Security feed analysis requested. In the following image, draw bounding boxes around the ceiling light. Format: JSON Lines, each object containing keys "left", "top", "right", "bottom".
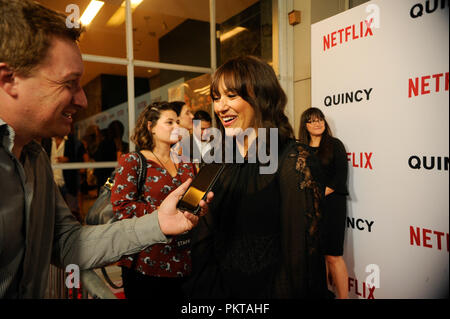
{"left": 194, "top": 85, "right": 210, "bottom": 95}
{"left": 129, "top": 0, "right": 144, "bottom": 9}
{"left": 106, "top": 0, "right": 143, "bottom": 27}
{"left": 80, "top": 0, "right": 104, "bottom": 26}
{"left": 219, "top": 27, "right": 247, "bottom": 42}
{"left": 106, "top": 7, "right": 125, "bottom": 27}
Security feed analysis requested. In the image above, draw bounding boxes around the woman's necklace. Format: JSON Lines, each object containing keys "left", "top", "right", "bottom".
{"left": 150, "top": 149, "right": 176, "bottom": 175}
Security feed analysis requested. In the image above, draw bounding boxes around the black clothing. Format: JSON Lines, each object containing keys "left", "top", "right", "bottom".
{"left": 312, "top": 137, "right": 348, "bottom": 196}
{"left": 121, "top": 267, "right": 187, "bottom": 300}
{"left": 184, "top": 139, "right": 328, "bottom": 298}
{"left": 311, "top": 137, "right": 348, "bottom": 256}
{"left": 322, "top": 193, "right": 347, "bottom": 256}
{"left": 93, "top": 137, "right": 117, "bottom": 187}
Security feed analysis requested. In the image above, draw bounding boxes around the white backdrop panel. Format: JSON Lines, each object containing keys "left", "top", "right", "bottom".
{"left": 311, "top": 0, "right": 448, "bottom": 298}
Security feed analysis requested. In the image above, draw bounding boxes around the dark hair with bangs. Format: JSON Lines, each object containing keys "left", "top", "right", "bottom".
{"left": 210, "top": 55, "right": 294, "bottom": 145}
{"left": 132, "top": 101, "right": 177, "bottom": 151}
{"left": 298, "top": 107, "right": 334, "bottom": 166}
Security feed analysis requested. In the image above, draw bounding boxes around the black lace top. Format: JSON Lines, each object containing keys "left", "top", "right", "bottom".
{"left": 184, "top": 139, "right": 327, "bottom": 298}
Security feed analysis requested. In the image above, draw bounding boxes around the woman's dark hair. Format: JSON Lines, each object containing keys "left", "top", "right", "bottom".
{"left": 210, "top": 55, "right": 294, "bottom": 145}
{"left": 170, "top": 101, "right": 185, "bottom": 117}
{"left": 298, "top": 107, "right": 334, "bottom": 166}
{"left": 131, "top": 101, "right": 177, "bottom": 151}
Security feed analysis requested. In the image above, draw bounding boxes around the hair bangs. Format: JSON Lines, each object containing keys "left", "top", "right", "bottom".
{"left": 305, "top": 108, "right": 325, "bottom": 122}
{"left": 210, "top": 60, "right": 249, "bottom": 99}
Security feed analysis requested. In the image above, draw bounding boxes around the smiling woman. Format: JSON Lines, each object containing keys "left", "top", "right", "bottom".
{"left": 210, "top": 56, "right": 293, "bottom": 147}
{"left": 298, "top": 107, "right": 350, "bottom": 299}
{"left": 184, "top": 56, "right": 328, "bottom": 299}
{"left": 213, "top": 82, "right": 256, "bottom": 134}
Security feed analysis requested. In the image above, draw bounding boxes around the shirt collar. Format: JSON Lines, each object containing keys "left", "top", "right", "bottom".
{"left": 0, "top": 116, "right": 42, "bottom": 158}
{"left": 0, "top": 117, "right": 16, "bottom": 154}
{"left": 52, "top": 135, "right": 68, "bottom": 141}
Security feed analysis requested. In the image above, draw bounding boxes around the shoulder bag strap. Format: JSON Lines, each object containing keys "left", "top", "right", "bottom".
{"left": 103, "top": 151, "right": 148, "bottom": 289}
{"left": 127, "top": 151, "right": 148, "bottom": 272}
{"left": 135, "top": 150, "right": 148, "bottom": 199}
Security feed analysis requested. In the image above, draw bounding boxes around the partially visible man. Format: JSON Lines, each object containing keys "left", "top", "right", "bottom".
{"left": 41, "top": 132, "right": 86, "bottom": 222}
{"left": 171, "top": 100, "right": 195, "bottom": 162}
{"left": 0, "top": 0, "right": 211, "bottom": 298}
{"left": 171, "top": 100, "right": 194, "bottom": 133}
{"left": 192, "top": 110, "right": 213, "bottom": 162}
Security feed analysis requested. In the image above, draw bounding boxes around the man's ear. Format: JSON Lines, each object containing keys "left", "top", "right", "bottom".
{"left": 0, "top": 63, "right": 18, "bottom": 97}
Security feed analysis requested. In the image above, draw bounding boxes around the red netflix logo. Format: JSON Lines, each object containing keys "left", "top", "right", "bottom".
{"left": 408, "top": 72, "right": 449, "bottom": 98}
{"left": 348, "top": 276, "right": 376, "bottom": 299}
{"left": 323, "top": 19, "right": 374, "bottom": 51}
{"left": 347, "top": 152, "right": 373, "bottom": 170}
{"left": 410, "top": 226, "right": 449, "bottom": 252}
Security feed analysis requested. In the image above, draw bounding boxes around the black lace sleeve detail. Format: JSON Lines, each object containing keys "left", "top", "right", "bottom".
{"left": 273, "top": 141, "right": 327, "bottom": 298}
{"left": 294, "top": 143, "right": 325, "bottom": 255}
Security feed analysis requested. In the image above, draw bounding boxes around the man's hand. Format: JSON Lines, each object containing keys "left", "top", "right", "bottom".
{"left": 157, "top": 178, "right": 213, "bottom": 235}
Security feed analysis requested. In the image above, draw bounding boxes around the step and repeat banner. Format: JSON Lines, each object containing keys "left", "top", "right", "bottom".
{"left": 311, "top": 0, "right": 448, "bottom": 298}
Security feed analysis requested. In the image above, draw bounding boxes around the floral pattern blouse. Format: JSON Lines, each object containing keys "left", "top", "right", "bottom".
{"left": 111, "top": 152, "right": 196, "bottom": 277}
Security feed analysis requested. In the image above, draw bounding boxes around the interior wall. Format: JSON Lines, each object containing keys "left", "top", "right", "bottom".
{"left": 292, "top": 0, "right": 311, "bottom": 138}
{"left": 291, "top": 0, "right": 348, "bottom": 137}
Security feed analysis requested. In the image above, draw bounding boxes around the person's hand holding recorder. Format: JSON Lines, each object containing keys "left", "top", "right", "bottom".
{"left": 157, "top": 178, "right": 213, "bottom": 235}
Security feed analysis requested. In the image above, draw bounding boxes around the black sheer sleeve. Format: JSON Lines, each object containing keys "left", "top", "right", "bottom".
{"left": 273, "top": 142, "right": 327, "bottom": 298}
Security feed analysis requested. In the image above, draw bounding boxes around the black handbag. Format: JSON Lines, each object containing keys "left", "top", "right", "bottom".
{"left": 85, "top": 151, "right": 147, "bottom": 289}
{"left": 85, "top": 151, "right": 147, "bottom": 225}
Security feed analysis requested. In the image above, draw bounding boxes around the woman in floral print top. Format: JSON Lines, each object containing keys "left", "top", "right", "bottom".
{"left": 111, "top": 102, "right": 196, "bottom": 299}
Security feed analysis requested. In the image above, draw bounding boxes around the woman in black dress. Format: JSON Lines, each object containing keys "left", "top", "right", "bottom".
{"left": 184, "top": 56, "right": 328, "bottom": 298}
{"left": 299, "top": 107, "right": 349, "bottom": 299}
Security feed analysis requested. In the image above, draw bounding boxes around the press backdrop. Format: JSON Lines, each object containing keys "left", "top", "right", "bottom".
{"left": 311, "top": 0, "right": 449, "bottom": 298}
